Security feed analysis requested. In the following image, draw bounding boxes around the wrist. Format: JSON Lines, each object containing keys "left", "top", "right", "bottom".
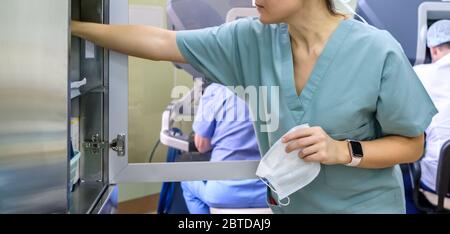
{"left": 71, "top": 21, "right": 83, "bottom": 37}
{"left": 337, "top": 140, "right": 352, "bottom": 165}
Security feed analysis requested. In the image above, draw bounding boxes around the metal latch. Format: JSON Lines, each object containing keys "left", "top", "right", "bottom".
{"left": 110, "top": 134, "right": 126, "bottom": 157}
{"left": 83, "top": 133, "right": 126, "bottom": 156}
{"left": 83, "top": 134, "right": 107, "bottom": 155}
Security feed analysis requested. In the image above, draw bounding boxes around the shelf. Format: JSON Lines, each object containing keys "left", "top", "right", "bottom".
{"left": 71, "top": 78, "right": 106, "bottom": 99}
{"left": 69, "top": 181, "right": 107, "bottom": 214}
{"left": 70, "top": 151, "right": 81, "bottom": 192}
{"left": 71, "top": 78, "right": 87, "bottom": 99}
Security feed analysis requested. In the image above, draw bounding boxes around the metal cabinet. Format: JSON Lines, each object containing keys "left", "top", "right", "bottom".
{"left": 69, "top": 0, "right": 119, "bottom": 214}
{"left": 0, "top": 0, "right": 259, "bottom": 214}
{"left": 0, "top": 0, "right": 70, "bottom": 214}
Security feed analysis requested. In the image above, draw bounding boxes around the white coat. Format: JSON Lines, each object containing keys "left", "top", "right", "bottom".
{"left": 414, "top": 53, "right": 450, "bottom": 190}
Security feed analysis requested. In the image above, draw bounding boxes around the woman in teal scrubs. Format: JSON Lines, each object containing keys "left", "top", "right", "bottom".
{"left": 72, "top": 0, "right": 437, "bottom": 213}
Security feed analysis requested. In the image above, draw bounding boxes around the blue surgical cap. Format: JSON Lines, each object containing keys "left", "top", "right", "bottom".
{"left": 427, "top": 20, "right": 450, "bottom": 48}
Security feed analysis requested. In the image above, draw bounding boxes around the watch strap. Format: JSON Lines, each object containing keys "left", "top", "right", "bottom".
{"left": 345, "top": 140, "right": 363, "bottom": 167}
{"left": 345, "top": 155, "right": 362, "bottom": 167}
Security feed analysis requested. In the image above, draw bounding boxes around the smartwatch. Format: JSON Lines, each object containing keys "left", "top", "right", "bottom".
{"left": 345, "top": 140, "right": 363, "bottom": 167}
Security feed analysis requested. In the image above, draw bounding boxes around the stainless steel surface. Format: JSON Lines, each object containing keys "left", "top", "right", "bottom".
{"left": 76, "top": 0, "right": 106, "bottom": 183}
{"left": 91, "top": 185, "right": 118, "bottom": 214}
{"left": 83, "top": 133, "right": 108, "bottom": 154}
{"left": 0, "top": 0, "right": 69, "bottom": 213}
{"left": 110, "top": 134, "right": 126, "bottom": 157}
{"left": 102, "top": 0, "right": 111, "bottom": 189}
{"left": 108, "top": 0, "right": 130, "bottom": 182}
{"left": 70, "top": 0, "right": 82, "bottom": 121}
{"left": 113, "top": 161, "right": 260, "bottom": 183}
{"left": 69, "top": 181, "right": 106, "bottom": 214}
{"left": 80, "top": 95, "right": 104, "bottom": 183}
{"left": 69, "top": 0, "right": 110, "bottom": 213}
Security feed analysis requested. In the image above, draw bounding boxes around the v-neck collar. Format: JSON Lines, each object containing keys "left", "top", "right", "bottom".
{"left": 279, "top": 18, "right": 355, "bottom": 124}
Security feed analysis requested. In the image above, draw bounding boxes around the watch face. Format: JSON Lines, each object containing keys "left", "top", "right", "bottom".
{"left": 350, "top": 141, "right": 363, "bottom": 157}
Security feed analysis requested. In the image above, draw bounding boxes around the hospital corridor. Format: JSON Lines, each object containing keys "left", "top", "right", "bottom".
{"left": 1, "top": 0, "right": 450, "bottom": 222}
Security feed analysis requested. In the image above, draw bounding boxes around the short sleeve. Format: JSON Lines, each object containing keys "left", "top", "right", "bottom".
{"left": 192, "top": 85, "right": 226, "bottom": 139}
{"left": 176, "top": 19, "right": 251, "bottom": 87}
{"left": 376, "top": 37, "right": 438, "bottom": 137}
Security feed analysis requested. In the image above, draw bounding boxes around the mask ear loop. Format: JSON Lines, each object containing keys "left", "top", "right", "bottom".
{"left": 278, "top": 197, "right": 290, "bottom": 207}
{"left": 259, "top": 177, "right": 291, "bottom": 207}
{"left": 339, "top": 0, "right": 368, "bottom": 25}
{"left": 259, "top": 177, "right": 278, "bottom": 194}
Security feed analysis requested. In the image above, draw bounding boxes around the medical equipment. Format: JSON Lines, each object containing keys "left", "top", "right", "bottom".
{"left": 159, "top": 78, "right": 205, "bottom": 152}
{"left": 356, "top": 0, "right": 450, "bottom": 65}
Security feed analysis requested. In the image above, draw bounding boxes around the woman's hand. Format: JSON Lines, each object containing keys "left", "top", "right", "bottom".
{"left": 282, "top": 126, "right": 351, "bottom": 165}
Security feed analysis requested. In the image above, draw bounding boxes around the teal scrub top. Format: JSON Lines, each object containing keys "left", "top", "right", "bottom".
{"left": 176, "top": 17, "right": 438, "bottom": 213}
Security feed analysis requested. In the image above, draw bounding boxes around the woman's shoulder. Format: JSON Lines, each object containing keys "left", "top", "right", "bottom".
{"left": 349, "top": 19, "right": 405, "bottom": 55}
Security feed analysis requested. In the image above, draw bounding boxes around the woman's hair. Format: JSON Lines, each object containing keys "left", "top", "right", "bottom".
{"left": 439, "top": 42, "right": 450, "bottom": 49}
{"left": 324, "top": 0, "right": 337, "bottom": 15}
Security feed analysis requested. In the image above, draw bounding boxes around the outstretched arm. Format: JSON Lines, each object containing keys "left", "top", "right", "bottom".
{"left": 71, "top": 21, "right": 186, "bottom": 63}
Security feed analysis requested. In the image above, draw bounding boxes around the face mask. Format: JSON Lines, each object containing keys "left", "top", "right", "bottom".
{"left": 256, "top": 124, "right": 321, "bottom": 206}
{"left": 338, "top": 0, "right": 368, "bottom": 25}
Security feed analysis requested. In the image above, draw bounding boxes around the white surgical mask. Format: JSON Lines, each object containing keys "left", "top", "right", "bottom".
{"left": 337, "top": 0, "right": 368, "bottom": 25}
{"left": 256, "top": 124, "right": 321, "bottom": 206}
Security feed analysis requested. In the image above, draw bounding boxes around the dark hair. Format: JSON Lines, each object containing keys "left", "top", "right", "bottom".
{"left": 439, "top": 42, "right": 450, "bottom": 49}
{"left": 325, "top": 0, "right": 337, "bottom": 15}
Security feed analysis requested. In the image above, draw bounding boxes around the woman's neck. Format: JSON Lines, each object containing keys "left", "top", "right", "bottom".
{"left": 286, "top": 4, "right": 345, "bottom": 55}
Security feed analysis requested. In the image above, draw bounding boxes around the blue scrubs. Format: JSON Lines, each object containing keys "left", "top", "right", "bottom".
{"left": 176, "top": 18, "right": 438, "bottom": 213}
{"left": 181, "top": 84, "right": 268, "bottom": 214}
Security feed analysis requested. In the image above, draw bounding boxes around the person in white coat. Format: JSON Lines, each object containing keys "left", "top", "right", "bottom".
{"left": 414, "top": 20, "right": 450, "bottom": 208}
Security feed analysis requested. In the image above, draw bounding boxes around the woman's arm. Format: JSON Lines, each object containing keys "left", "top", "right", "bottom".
{"left": 347, "top": 134, "right": 424, "bottom": 169}
{"left": 71, "top": 21, "right": 186, "bottom": 63}
{"left": 282, "top": 127, "right": 424, "bottom": 169}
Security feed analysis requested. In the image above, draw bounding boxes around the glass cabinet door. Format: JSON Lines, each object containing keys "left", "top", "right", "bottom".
{"left": 106, "top": 0, "right": 260, "bottom": 185}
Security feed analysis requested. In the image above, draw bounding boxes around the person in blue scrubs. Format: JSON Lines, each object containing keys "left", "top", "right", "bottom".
{"left": 181, "top": 83, "right": 268, "bottom": 214}
{"left": 72, "top": 0, "right": 438, "bottom": 213}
